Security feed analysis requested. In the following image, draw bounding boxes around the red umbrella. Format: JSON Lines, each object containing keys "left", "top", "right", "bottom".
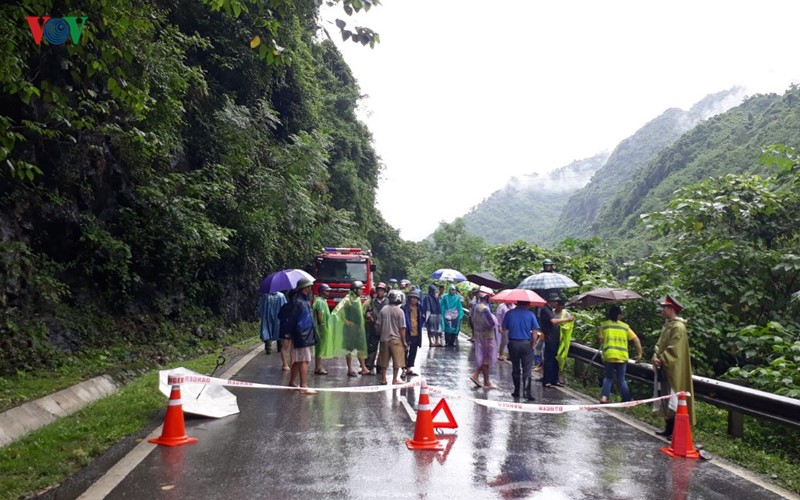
{"left": 489, "top": 288, "right": 546, "bottom": 306}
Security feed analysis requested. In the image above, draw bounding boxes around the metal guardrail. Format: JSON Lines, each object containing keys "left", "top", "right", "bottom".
{"left": 568, "top": 343, "right": 800, "bottom": 437}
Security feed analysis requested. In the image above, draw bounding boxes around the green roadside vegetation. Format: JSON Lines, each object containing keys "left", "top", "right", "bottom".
{"left": 564, "top": 358, "right": 800, "bottom": 495}
{"left": 0, "top": 319, "right": 258, "bottom": 413}
{"left": 0, "top": 334, "right": 260, "bottom": 500}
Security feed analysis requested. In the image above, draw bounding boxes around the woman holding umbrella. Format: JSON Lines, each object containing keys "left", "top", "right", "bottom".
{"left": 440, "top": 285, "right": 464, "bottom": 347}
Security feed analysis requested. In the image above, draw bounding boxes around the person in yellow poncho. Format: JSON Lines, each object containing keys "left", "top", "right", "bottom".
{"left": 555, "top": 300, "right": 575, "bottom": 385}
{"left": 653, "top": 295, "right": 695, "bottom": 438}
{"left": 329, "top": 281, "right": 370, "bottom": 377}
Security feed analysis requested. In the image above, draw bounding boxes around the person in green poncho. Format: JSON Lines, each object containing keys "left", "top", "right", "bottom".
{"left": 440, "top": 285, "right": 464, "bottom": 347}
{"left": 312, "top": 284, "right": 332, "bottom": 375}
{"left": 554, "top": 298, "right": 576, "bottom": 385}
{"left": 330, "top": 281, "right": 370, "bottom": 377}
{"left": 653, "top": 295, "right": 695, "bottom": 438}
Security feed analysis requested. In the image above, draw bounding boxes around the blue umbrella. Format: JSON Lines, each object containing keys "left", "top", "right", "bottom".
{"left": 430, "top": 268, "right": 467, "bottom": 282}
{"left": 259, "top": 269, "right": 314, "bottom": 294}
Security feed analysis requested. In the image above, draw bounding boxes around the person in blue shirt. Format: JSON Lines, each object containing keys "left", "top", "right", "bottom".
{"left": 501, "top": 300, "right": 541, "bottom": 401}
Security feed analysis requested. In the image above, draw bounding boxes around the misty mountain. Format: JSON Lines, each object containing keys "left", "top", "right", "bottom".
{"left": 459, "top": 87, "right": 747, "bottom": 246}
{"left": 594, "top": 85, "right": 800, "bottom": 239}
{"left": 554, "top": 87, "right": 747, "bottom": 241}
{"left": 461, "top": 154, "right": 609, "bottom": 245}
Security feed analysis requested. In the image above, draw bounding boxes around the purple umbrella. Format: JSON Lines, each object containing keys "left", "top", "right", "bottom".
{"left": 258, "top": 269, "right": 314, "bottom": 294}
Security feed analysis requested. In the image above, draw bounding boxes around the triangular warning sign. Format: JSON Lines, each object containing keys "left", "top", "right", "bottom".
{"left": 431, "top": 398, "right": 458, "bottom": 429}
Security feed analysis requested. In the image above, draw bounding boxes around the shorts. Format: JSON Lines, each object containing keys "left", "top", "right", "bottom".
{"left": 378, "top": 338, "right": 406, "bottom": 370}
{"left": 290, "top": 346, "right": 313, "bottom": 364}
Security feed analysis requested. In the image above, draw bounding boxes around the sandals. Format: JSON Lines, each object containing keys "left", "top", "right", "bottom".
{"left": 348, "top": 371, "right": 358, "bottom": 377}
{"left": 469, "top": 376, "right": 482, "bottom": 388}
{"left": 299, "top": 388, "right": 318, "bottom": 395}
{"left": 314, "top": 369, "right": 328, "bottom": 375}
{"left": 544, "top": 383, "right": 555, "bottom": 388}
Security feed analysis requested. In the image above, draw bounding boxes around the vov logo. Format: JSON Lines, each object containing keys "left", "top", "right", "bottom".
{"left": 26, "top": 16, "right": 88, "bottom": 45}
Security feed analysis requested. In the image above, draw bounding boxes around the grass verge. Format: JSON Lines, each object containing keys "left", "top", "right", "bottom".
{"left": 0, "top": 336, "right": 260, "bottom": 499}
{"left": 565, "top": 358, "right": 800, "bottom": 495}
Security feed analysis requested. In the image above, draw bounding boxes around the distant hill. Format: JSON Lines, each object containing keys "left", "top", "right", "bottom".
{"left": 594, "top": 85, "right": 800, "bottom": 239}
{"left": 461, "top": 153, "right": 609, "bottom": 245}
{"left": 555, "top": 87, "right": 747, "bottom": 241}
{"left": 458, "top": 87, "right": 747, "bottom": 246}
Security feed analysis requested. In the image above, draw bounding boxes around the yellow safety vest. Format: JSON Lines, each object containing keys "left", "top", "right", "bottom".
{"left": 600, "top": 320, "right": 633, "bottom": 363}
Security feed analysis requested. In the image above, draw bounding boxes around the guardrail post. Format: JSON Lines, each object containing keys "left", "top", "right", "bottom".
{"left": 574, "top": 358, "right": 586, "bottom": 378}
{"left": 727, "top": 410, "right": 744, "bottom": 438}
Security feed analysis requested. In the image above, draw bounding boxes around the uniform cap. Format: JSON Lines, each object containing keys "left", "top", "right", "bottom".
{"left": 659, "top": 294, "right": 684, "bottom": 314}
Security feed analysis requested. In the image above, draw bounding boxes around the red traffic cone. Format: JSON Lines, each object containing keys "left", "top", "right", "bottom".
{"left": 406, "top": 381, "right": 446, "bottom": 451}
{"left": 660, "top": 391, "right": 700, "bottom": 459}
{"left": 149, "top": 375, "right": 198, "bottom": 447}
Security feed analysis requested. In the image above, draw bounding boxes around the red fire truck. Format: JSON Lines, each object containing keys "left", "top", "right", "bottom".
{"left": 312, "top": 247, "right": 375, "bottom": 309}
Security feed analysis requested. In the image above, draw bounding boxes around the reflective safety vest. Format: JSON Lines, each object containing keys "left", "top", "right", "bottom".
{"left": 600, "top": 320, "right": 633, "bottom": 363}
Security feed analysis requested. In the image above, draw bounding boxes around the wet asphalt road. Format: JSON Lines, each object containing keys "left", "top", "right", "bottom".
{"left": 106, "top": 337, "right": 789, "bottom": 499}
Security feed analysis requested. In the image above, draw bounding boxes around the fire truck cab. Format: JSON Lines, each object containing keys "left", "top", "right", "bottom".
{"left": 312, "top": 248, "right": 375, "bottom": 309}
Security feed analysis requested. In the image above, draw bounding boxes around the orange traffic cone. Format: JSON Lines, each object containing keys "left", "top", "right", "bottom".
{"left": 660, "top": 391, "right": 700, "bottom": 459}
{"left": 406, "top": 380, "right": 446, "bottom": 451}
{"left": 149, "top": 375, "right": 198, "bottom": 447}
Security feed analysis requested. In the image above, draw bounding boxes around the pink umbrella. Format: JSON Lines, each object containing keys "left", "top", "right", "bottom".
{"left": 489, "top": 288, "right": 546, "bottom": 306}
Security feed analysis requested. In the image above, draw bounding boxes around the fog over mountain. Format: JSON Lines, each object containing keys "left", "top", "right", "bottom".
{"left": 459, "top": 87, "right": 748, "bottom": 246}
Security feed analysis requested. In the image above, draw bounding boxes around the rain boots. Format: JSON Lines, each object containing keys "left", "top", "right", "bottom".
{"left": 524, "top": 377, "right": 535, "bottom": 401}
{"left": 655, "top": 418, "right": 675, "bottom": 438}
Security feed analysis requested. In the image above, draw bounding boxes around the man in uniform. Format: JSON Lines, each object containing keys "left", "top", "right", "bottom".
{"left": 364, "top": 282, "right": 389, "bottom": 374}
{"left": 653, "top": 295, "right": 695, "bottom": 438}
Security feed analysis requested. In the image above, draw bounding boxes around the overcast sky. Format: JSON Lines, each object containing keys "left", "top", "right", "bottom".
{"left": 323, "top": 0, "right": 800, "bottom": 241}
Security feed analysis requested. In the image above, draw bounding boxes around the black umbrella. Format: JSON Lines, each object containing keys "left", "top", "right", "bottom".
{"left": 567, "top": 287, "right": 643, "bottom": 307}
{"left": 466, "top": 272, "right": 508, "bottom": 289}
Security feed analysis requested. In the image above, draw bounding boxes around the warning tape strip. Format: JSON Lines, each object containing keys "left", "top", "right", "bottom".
{"left": 167, "top": 374, "right": 423, "bottom": 393}
{"left": 167, "top": 373, "right": 688, "bottom": 414}
{"left": 427, "top": 385, "right": 690, "bottom": 414}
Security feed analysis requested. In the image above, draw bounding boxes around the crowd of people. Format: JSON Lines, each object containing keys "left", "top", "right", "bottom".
{"left": 257, "top": 262, "right": 694, "bottom": 439}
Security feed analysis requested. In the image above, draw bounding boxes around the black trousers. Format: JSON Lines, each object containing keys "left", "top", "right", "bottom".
{"left": 508, "top": 339, "right": 534, "bottom": 388}
{"left": 365, "top": 325, "right": 380, "bottom": 370}
{"left": 543, "top": 340, "right": 559, "bottom": 385}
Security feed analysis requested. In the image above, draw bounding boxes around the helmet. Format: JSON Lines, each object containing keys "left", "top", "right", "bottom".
{"left": 376, "top": 282, "right": 388, "bottom": 290}
{"left": 296, "top": 277, "right": 315, "bottom": 289}
{"left": 318, "top": 283, "right": 331, "bottom": 292}
{"left": 389, "top": 278, "right": 398, "bottom": 283}
{"left": 350, "top": 280, "right": 364, "bottom": 291}
{"left": 400, "top": 279, "right": 410, "bottom": 286}
{"left": 543, "top": 258, "right": 554, "bottom": 266}
{"left": 388, "top": 290, "right": 404, "bottom": 305}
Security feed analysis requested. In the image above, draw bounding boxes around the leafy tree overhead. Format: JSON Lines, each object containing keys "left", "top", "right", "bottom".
{"left": 0, "top": 0, "right": 390, "bottom": 375}
{"left": 427, "top": 218, "right": 486, "bottom": 275}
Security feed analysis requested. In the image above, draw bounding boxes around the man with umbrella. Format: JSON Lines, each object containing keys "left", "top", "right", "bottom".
{"left": 501, "top": 298, "right": 541, "bottom": 401}
{"left": 539, "top": 293, "right": 575, "bottom": 388}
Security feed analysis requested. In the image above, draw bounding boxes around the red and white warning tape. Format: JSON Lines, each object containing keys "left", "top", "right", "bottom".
{"left": 427, "top": 385, "right": 690, "bottom": 414}
{"left": 167, "top": 374, "right": 423, "bottom": 393}
{"left": 167, "top": 373, "right": 688, "bottom": 414}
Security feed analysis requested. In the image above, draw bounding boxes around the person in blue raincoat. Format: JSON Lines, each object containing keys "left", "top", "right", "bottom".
{"left": 440, "top": 285, "right": 464, "bottom": 347}
{"left": 258, "top": 291, "right": 286, "bottom": 354}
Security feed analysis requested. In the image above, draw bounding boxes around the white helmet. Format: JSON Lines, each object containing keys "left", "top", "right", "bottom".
{"left": 388, "top": 290, "right": 404, "bottom": 305}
